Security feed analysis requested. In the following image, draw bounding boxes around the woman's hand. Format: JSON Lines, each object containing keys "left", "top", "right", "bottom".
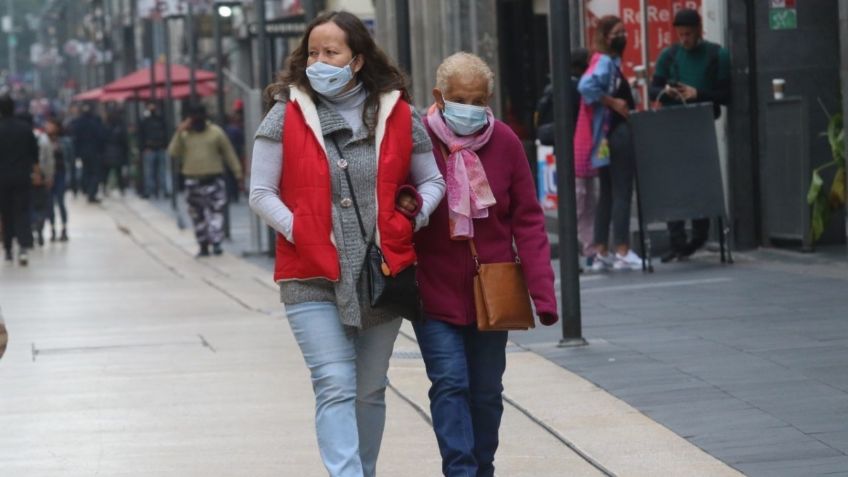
{"left": 607, "top": 98, "right": 630, "bottom": 119}
{"left": 539, "top": 313, "right": 558, "bottom": 326}
{"left": 395, "top": 188, "right": 420, "bottom": 220}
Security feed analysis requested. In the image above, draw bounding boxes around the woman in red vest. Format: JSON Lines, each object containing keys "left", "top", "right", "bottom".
{"left": 413, "top": 52, "right": 559, "bottom": 477}
{"left": 249, "top": 11, "right": 445, "bottom": 477}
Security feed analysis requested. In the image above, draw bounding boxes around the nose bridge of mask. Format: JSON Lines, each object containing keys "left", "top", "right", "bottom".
{"left": 445, "top": 100, "right": 487, "bottom": 119}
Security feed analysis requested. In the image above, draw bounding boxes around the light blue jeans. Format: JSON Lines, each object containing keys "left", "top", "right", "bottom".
{"left": 286, "top": 302, "right": 402, "bottom": 477}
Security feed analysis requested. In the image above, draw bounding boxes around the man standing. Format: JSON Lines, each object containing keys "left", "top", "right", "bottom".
{"left": 139, "top": 102, "right": 170, "bottom": 199}
{"left": 168, "top": 104, "right": 243, "bottom": 257}
{"left": 72, "top": 103, "right": 106, "bottom": 204}
{"left": 649, "top": 8, "right": 731, "bottom": 263}
{"left": 0, "top": 95, "right": 39, "bottom": 265}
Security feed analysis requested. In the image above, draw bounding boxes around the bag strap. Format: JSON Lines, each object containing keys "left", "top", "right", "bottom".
{"left": 329, "top": 136, "right": 368, "bottom": 243}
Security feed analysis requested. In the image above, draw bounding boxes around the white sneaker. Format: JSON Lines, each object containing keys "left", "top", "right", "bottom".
{"left": 591, "top": 254, "right": 613, "bottom": 271}
{"left": 613, "top": 250, "right": 642, "bottom": 271}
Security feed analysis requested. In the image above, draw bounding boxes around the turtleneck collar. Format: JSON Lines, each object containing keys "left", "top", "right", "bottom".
{"left": 319, "top": 81, "right": 366, "bottom": 109}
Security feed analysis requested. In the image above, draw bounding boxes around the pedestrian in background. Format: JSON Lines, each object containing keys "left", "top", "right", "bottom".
{"left": 0, "top": 95, "right": 39, "bottom": 266}
{"left": 62, "top": 104, "right": 82, "bottom": 198}
{"left": 412, "top": 52, "right": 558, "bottom": 477}
{"left": 102, "top": 110, "right": 129, "bottom": 197}
{"left": 649, "top": 8, "right": 731, "bottom": 263}
{"left": 45, "top": 118, "right": 70, "bottom": 242}
{"left": 577, "top": 15, "right": 642, "bottom": 271}
{"left": 224, "top": 105, "right": 245, "bottom": 203}
{"left": 249, "top": 11, "right": 445, "bottom": 477}
{"left": 168, "top": 103, "right": 242, "bottom": 257}
{"left": 72, "top": 103, "right": 106, "bottom": 204}
{"left": 139, "top": 102, "right": 171, "bottom": 199}
{"left": 20, "top": 113, "right": 55, "bottom": 247}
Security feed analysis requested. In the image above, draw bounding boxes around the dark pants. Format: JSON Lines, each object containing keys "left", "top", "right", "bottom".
{"left": 594, "top": 123, "right": 635, "bottom": 248}
{"left": 30, "top": 185, "right": 50, "bottom": 237}
{"left": 0, "top": 182, "right": 34, "bottom": 252}
{"left": 81, "top": 154, "right": 102, "bottom": 201}
{"left": 413, "top": 318, "right": 508, "bottom": 477}
{"left": 102, "top": 162, "right": 126, "bottom": 194}
{"left": 668, "top": 218, "right": 711, "bottom": 253}
{"left": 50, "top": 172, "right": 68, "bottom": 228}
{"left": 185, "top": 176, "right": 227, "bottom": 246}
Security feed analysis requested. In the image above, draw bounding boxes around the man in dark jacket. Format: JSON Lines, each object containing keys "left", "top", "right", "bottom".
{"left": 72, "top": 103, "right": 107, "bottom": 203}
{"left": 0, "top": 95, "right": 39, "bottom": 265}
{"left": 139, "top": 102, "right": 170, "bottom": 198}
{"left": 649, "top": 8, "right": 731, "bottom": 262}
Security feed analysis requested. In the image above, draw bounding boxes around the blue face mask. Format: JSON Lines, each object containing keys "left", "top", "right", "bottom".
{"left": 306, "top": 58, "right": 355, "bottom": 98}
{"left": 442, "top": 100, "right": 489, "bottom": 136}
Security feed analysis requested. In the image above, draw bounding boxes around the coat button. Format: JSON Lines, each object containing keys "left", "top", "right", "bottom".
{"left": 340, "top": 198, "right": 353, "bottom": 208}
{"left": 337, "top": 159, "right": 348, "bottom": 169}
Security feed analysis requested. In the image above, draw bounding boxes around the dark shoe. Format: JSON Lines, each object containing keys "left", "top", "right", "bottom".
{"left": 88, "top": 198, "right": 101, "bottom": 204}
{"left": 660, "top": 250, "right": 679, "bottom": 263}
{"left": 4, "top": 250, "right": 12, "bottom": 262}
{"left": 37, "top": 232, "right": 44, "bottom": 247}
{"left": 60, "top": 229, "right": 69, "bottom": 242}
{"left": 196, "top": 243, "right": 210, "bottom": 258}
{"left": 212, "top": 243, "right": 223, "bottom": 256}
{"left": 18, "top": 251, "right": 28, "bottom": 266}
{"left": 50, "top": 229, "right": 57, "bottom": 242}
{"left": 680, "top": 240, "right": 705, "bottom": 259}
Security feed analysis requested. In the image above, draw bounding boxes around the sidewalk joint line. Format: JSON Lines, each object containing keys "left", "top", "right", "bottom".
{"left": 387, "top": 383, "right": 433, "bottom": 427}
{"left": 201, "top": 278, "right": 270, "bottom": 316}
{"left": 502, "top": 393, "right": 618, "bottom": 477}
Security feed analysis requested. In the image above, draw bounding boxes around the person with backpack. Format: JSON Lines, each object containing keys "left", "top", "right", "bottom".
{"left": 649, "top": 8, "right": 731, "bottom": 263}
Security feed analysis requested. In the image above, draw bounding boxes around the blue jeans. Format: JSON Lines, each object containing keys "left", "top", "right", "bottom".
{"left": 286, "top": 302, "right": 402, "bottom": 477}
{"left": 142, "top": 148, "right": 171, "bottom": 197}
{"left": 412, "top": 319, "right": 508, "bottom": 477}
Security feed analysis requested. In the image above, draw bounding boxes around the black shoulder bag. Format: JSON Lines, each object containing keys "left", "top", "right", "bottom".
{"left": 331, "top": 137, "right": 423, "bottom": 322}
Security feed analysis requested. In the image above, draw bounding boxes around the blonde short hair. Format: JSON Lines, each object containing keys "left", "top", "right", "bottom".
{"left": 435, "top": 52, "right": 495, "bottom": 95}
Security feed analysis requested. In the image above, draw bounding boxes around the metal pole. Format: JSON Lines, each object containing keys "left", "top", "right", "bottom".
{"left": 163, "top": 18, "right": 178, "bottom": 218}
{"left": 5, "top": 0, "right": 15, "bottom": 76}
{"left": 187, "top": 2, "right": 197, "bottom": 104}
{"left": 214, "top": 10, "right": 226, "bottom": 125}
{"left": 548, "top": 0, "right": 586, "bottom": 347}
{"left": 395, "top": 0, "right": 411, "bottom": 74}
{"left": 149, "top": 19, "right": 157, "bottom": 103}
{"left": 255, "top": 0, "right": 269, "bottom": 87}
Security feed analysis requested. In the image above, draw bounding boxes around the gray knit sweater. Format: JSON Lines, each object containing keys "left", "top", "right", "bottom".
{"left": 250, "top": 85, "right": 445, "bottom": 330}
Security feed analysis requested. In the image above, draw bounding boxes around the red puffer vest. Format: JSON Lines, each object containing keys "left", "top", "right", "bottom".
{"left": 273, "top": 86, "right": 416, "bottom": 283}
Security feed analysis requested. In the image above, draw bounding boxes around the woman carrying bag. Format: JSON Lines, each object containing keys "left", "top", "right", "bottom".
{"left": 413, "top": 52, "right": 558, "bottom": 477}
{"left": 248, "top": 11, "right": 445, "bottom": 477}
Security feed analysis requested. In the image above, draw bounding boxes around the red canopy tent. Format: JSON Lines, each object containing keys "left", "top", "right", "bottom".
{"left": 133, "top": 81, "right": 217, "bottom": 100}
{"left": 103, "top": 64, "right": 216, "bottom": 93}
{"left": 72, "top": 87, "right": 133, "bottom": 102}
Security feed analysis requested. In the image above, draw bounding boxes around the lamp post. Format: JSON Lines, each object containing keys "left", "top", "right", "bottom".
{"left": 548, "top": 0, "right": 585, "bottom": 347}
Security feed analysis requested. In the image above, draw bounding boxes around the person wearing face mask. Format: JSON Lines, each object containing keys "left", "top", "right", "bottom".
{"left": 576, "top": 15, "right": 642, "bottom": 272}
{"left": 167, "top": 103, "right": 243, "bottom": 257}
{"left": 412, "top": 52, "right": 558, "bottom": 477}
{"left": 249, "top": 11, "right": 445, "bottom": 477}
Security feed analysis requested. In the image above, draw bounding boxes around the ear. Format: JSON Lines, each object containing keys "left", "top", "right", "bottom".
{"left": 352, "top": 54, "right": 364, "bottom": 74}
{"left": 432, "top": 88, "right": 445, "bottom": 111}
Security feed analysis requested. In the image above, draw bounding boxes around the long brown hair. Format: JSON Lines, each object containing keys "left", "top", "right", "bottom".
{"left": 265, "top": 11, "right": 410, "bottom": 138}
{"left": 593, "top": 15, "right": 622, "bottom": 54}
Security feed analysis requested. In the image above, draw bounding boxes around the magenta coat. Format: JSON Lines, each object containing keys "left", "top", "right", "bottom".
{"left": 415, "top": 117, "right": 559, "bottom": 327}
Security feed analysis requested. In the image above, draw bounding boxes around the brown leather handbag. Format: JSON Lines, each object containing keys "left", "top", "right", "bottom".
{"left": 469, "top": 240, "right": 535, "bottom": 331}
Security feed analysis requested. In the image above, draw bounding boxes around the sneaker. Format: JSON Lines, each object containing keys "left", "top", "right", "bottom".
{"left": 591, "top": 254, "right": 613, "bottom": 271}
{"left": 212, "top": 243, "right": 223, "bottom": 256}
{"left": 18, "top": 251, "right": 28, "bottom": 267}
{"left": 613, "top": 250, "right": 642, "bottom": 271}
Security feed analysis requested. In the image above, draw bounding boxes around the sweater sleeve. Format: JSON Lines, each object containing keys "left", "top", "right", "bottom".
{"left": 506, "top": 129, "right": 558, "bottom": 320}
{"left": 248, "top": 137, "right": 294, "bottom": 242}
{"left": 408, "top": 106, "right": 445, "bottom": 231}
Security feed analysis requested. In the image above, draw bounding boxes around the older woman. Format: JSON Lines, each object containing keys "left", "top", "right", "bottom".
{"left": 413, "top": 52, "right": 558, "bottom": 477}
{"left": 249, "top": 11, "right": 445, "bottom": 477}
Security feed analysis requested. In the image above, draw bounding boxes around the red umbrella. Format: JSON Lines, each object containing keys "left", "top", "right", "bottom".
{"left": 133, "top": 80, "right": 217, "bottom": 100}
{"left": 103, "top": 64, "right": 216, "bottom": 93}
{"left": 73, "top": 87, "right": 132, "bottom": 102}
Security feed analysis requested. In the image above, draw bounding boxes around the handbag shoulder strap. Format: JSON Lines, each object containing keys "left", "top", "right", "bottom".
{"left": 329, "top": 136, "right": 368, "bottom": 243}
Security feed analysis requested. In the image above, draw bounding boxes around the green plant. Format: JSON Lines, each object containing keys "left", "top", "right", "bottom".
{"left": 807, "top": 111, "right": 846, "bottom": 243}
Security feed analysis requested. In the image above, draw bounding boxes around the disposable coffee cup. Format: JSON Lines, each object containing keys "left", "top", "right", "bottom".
{"left": 772, "top": 79, "right": 786, "bottom": 100}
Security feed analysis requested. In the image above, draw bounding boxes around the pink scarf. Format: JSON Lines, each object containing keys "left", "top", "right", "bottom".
{"left": 427, "top": 104, "right": 497, "bottom": 239}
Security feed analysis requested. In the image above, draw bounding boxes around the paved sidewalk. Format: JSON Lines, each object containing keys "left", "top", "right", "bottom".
{"left": 0, "top": 195, "right": 740, "bottom": 476}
